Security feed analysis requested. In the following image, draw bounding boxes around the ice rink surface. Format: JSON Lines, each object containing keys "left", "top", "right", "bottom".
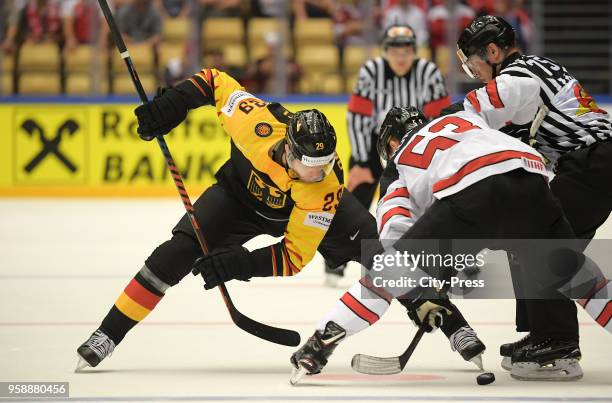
{"left": 1, "top": 198, "right": 611, "bottom": 403}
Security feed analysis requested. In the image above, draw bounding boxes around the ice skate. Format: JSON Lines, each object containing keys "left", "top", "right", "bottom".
{"left": 75, "top": 329, "right": 115, "bottom": 372}
{"left": 511, "top": 338, "right": 582, "bottom": 381}
{"left": 289, "top": 321, "right": 346, "bottom": 385}
{"left": 449, "top": 326, "right": 486, "bottom": 370}
{"left": 500, "top": 333, "right": 532, "bottom": 371}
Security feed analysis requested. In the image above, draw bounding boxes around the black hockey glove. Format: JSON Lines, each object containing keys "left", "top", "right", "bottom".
{"left": 134, "top": 87, "right": 190, "bottom": 141}
{"left": 500, "top": 122, "right": 531, "bottom": 143}
{"left": 192, "top": 246, "right": 252, "bottom": 290}
{"left": 399, "top": 295, "right": 453, "bottom": 333}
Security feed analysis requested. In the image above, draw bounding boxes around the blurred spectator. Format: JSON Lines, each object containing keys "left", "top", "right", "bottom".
{"left": 427, "top": 0, "right": 475, "bottom": 55}
{"left": 470, "top": 0, "right": 495, "bottom": 15}
{"left": 198, "top": 0, "right": 242, "bottom": 18}
{"left": 116, "top": 0, "right": 162, "bottom": 46}
{"left": 157, "top": 0, "right": 191, "bottom": 18}
{"left": 293, "top": 0, "right": 337, "bottom": 20}
{"left": 382, "top": 0, "right": 428, "bottom": 47}
{"left": 493, "top": 0, "right": 531, "bottom": 52}
{"left": 244, "top": 32, "right": 301, "bottom": 93}
{"left": 203, "top": 48, "right": 243, "bottom": 81}
{"left": 334, "top": 0, "right": 367, "bottom": 47}
{"left": 163, "top": 56, "right": 188, "bottom": 86}
{"left": 250, "top": 0, "right": 285, "bottom": 18}
{"left": 2, "top": 0, "right": 62, "bottom": 55}
{"left": 61, "top": 0, "right": 103, "bottom": 54}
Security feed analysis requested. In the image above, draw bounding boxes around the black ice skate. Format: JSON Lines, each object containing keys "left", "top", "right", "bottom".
{"left": 500, "top": 333, "right": 532, "bottom": 371}
{"left": 289, "top": 321, "right": 346, "bottom": 385}
{"left": 510, "top": 338, "right": 582, "bottom": 381}
{"left": 324, "top": 262, "right": 347, "bottom": 287}
{"left": 449, "top": 326, "right": 486, "bottom": 370}
{"left": 75, "top": 329, "right": 115, "bottom": 371}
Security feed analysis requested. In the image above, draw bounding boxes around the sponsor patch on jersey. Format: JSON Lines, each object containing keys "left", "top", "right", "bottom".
{"left": 221, "top": 90, "right": 256, "bottom": 117}
{"left": 254, "top": 122, "right": 273, "bottom": 137}
{"left": 304, "top": 212, "right": 334, "bottom": 230}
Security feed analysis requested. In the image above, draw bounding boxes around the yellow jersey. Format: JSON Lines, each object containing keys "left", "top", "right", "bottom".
{"left": 184, "top": 68, "right": 344, "bottom": 277}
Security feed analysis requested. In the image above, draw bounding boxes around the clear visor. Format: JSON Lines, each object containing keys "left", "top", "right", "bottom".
{"left": 456, "top": 48, "right": 476, "bottom": 79}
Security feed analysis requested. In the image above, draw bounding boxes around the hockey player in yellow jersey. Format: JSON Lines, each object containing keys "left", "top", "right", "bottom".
{"left": 75, "top": 68, "right": 378, "bottom": 369}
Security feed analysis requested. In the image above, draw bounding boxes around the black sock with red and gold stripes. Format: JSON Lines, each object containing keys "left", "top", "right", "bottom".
{"left": 99, "top": 265, "right": 170, "bottom": 345}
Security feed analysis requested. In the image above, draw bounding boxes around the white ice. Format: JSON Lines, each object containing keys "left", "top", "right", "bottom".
{"left": 1, "top": 198, "right": 611, "bottom": 403}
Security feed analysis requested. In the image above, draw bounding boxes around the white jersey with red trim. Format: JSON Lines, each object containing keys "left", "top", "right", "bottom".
{"left": 463, "top": 54, "right": 612, "bottom": 167}
{"left": 377, "top": 110, "right": 549, "bottom": 239}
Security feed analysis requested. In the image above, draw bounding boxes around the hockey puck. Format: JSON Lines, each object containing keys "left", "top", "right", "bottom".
{"left": 476, "top": 372, "right": 495, "bottom": 385}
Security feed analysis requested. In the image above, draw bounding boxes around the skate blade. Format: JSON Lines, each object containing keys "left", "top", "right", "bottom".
{"left": 500, "top": 356, "right": 512, "bottom": 371}
{"left": 289, "top": 365, "right": 308, "bottom": 386}
{"left": 351, "top": 354, "right": 402, "bottom": 375}
{"left": 75, "top": 356, "right": 90, "bottom": 373}
{"left": 511, "top": 359, "right": 583, "bottom": 381}
{"left": 470, "top": 354, "right": 484, "bottom": 371}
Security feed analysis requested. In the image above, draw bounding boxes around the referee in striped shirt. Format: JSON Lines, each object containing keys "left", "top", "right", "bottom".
{"left": 346, "top": 25, "right": 451, "bottom": 210}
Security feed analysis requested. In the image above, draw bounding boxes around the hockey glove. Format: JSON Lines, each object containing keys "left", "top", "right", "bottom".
{"left": 134, "top": 87, "right": 189, "bottom": 141}
{"left": 401, "top": 296, "right": 453, "bottom": 333}
{"left": 192, "top": 246, "right": 252, "bottom": 290}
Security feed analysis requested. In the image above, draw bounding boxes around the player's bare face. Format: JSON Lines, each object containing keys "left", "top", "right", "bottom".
{"left": 465, "top": 55, "right": 494, "bottom": 83}
{"left": 385, "top": 46, "right": 415, "bottom": 76}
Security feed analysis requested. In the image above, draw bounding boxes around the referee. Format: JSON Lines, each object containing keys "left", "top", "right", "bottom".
{"left": 346, "top": 25, "right": 451, "bottom": 210}
{"left": 325, "top": 25, "right": 451, "bottom": 283}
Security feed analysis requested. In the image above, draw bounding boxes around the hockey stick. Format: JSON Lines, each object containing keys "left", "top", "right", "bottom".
{"left": 96, "top": 0, "right": 300, "bottom": 347}
{"left": 351, "top": 326, "right": 426, "bottom": 375}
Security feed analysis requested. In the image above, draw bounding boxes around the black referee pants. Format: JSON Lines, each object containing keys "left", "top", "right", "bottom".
{"left": 396, "top": 169, "right": 578, "bottom": 341}
{"left": 514, "top": 140, "right": 612, "bottom": 336}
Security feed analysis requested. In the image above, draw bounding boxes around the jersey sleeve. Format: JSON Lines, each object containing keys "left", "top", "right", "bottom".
{"left": 347, "top": 62, "right": 377, "bottom": 164}
{"left": 376, "top": 178, "right": 416, "bottom": 241}
{"left": 463, "top": 74, "right": 542, "bottom": 130}
{"left": 421, "top": 62, "right": 451, "bottom": 118}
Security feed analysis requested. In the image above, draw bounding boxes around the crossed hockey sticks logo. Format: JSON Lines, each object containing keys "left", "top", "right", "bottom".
{"left": 21, "top": 119, "right": 79, "bottom": 174}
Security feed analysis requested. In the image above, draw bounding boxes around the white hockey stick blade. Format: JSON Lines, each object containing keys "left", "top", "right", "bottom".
{"left": 351, "top": 353, "right": 402, "bottom": 375}
{"left": 289, "top": 365, "right": 308, "bottom": 386}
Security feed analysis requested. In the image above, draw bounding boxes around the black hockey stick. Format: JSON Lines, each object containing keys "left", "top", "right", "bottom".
{"left": 96, "top": 0, "right": 300, "bottom": 347}
{"left": 351, "top": 326, "right": 426, "bottom": 375}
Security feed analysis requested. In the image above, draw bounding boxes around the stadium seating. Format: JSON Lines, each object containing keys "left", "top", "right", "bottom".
{"left": 203, "top": 18, "right": 244, "bottom": 47}
{"left": 19, "top": 72, "right": 61, "bottom": 95}
{"left": 162, "top": 17, "right": 191, "bottom": 44}
{"left": 248, "top": 18, "right": 290, "bottom": 61}
{"left": 294, "top": 18, "right": 335, "bottom": 46}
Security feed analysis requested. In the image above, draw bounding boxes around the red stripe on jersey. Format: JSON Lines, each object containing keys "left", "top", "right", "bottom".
{"left": 382, "top": 187, "right": 410, "bottom": 203}
{"left": 486, "top": 80, "right": 505, "bottom": 109}
{"left": 359, "top": 276, "right": 392, "bottom": 304}
{"left": 340, "top": 292, "right": 380, "bottom": 325}
{"left": 466, "top": 90, "right": 481, "bottom": 112}
{"left": 124, "top": 278, "right": 162, "bottom": 310}
{"left": 423, "top": 96, "right": 452, "bottom": 118}
{"left": 596, "top": 301, "right": 612, "bottom": 327}
{"left": 432, "top": 151, "right": 543, "bottom": 193}
{"left": 379, "top": 206, "right": 412, "bottom": 233}
{"left": 348, "top": 95, "right": 374, "bottom": 116}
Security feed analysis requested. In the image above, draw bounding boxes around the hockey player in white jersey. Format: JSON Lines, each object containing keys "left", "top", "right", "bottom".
{"left": 456, "top": 15, "right": 612, "bottom": 369}
{"left": 290, "top": 107, "right": 605, "bottom": 382}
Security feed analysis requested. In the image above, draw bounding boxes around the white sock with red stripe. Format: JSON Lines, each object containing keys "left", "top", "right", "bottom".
{"left": 317, "top": 277, "right": 393, "bottom": 337}
{"left": 577, "top": 279, "right": 612, "bottom": 332}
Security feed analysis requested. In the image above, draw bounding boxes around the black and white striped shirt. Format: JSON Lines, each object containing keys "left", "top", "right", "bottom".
{"left": 464, "top": 53, "right": 612, "bottom": 166}
{"left": 347, "top": 57, "right": 450, "bottom": 163}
